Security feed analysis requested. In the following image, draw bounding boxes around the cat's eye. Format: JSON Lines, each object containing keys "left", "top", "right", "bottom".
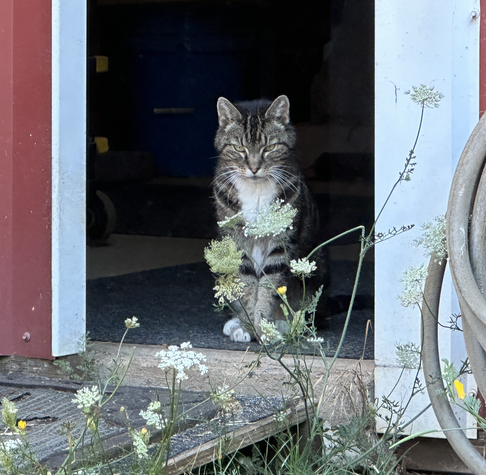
{"left": 233, "top": 144, "right": 246, "bottom": 153}
{"left": 265, "top": 144, "right": 277, "bottom": 152}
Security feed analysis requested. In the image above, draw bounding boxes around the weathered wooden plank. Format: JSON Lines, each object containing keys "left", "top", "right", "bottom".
{"left": 166, "top": 403, "right": 312, "bottom": 475}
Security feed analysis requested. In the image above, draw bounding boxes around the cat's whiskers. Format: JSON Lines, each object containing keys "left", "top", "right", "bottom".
{"left": 268, "top": 173, "right": 288, "bottom": 200}
{"left": 213, "top": 167, "right": 237, "bottom": 186}
{"left": 270, "top": 168, "right": 300, "bottom": 194}
{"left": 227, "top": 174, "right": 245, "bottom": 204}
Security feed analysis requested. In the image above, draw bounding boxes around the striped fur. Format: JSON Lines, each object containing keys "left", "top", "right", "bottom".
{"left": 213, "top": 96, "right": 319, "bottom": 342}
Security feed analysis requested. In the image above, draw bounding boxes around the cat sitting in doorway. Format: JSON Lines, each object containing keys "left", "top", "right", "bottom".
{"left": 212, "top": 95, "right": 321, "bottom": 342}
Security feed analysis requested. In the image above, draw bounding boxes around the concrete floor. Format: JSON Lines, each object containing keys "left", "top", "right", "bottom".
{"left": 87, "top": 234, "right": 208, "bottom": 279}
{"left": 86, "top": 234, "right": 370, "bottom": 280}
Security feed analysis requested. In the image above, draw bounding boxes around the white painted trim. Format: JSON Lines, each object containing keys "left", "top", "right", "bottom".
{"left": 374, "top": 0, "right": 479, "bottom": 436}
{"left": 51, "top": 0, "right": 87, "bottom": 357}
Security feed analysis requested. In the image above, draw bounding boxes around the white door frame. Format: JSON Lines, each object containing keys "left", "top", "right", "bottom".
{"left": 51, "top": 0, "right": 87, "bottom": 357}
{"left": 374, "top": 0, "right": 480, "bottom": 435}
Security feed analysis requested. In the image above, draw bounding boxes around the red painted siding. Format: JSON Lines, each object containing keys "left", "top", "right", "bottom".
{"left": 0, "top": 0, "right": 52, "bottom": 358}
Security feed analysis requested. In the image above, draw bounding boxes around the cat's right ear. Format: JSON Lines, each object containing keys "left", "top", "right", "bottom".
{"left": 217, "top": 97, "right": 242, "bottom": 128}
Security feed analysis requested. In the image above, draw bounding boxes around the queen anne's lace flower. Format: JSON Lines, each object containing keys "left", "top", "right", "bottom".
{"left": 405, "top": 84, "right": 444, "bottom": 108}
{"left": 72, "top": 386, "right": 101, "bottom": 413}
{"left": 260, "top": 318, "right": 283, "bottom": 344}
{"left": 210, "top": 385, "right": 238, "bottom": 411}
{"left": 140, "top": 401, "right": 164, "bottom": 429}
{"left": 243, "top": 199, "right": 297, "bottom": 238}
{"left": 125, "top": 316, "right": 140, "bottom": 329}
{"left": 398, "top": 265, "right": 428, "bottom": 307}
{"left": 1, "top": 398, "right": 18, "bottom": 429}
{"left": 290, "top": 258, "right": 317, "bottom": 278}
{"left": 131, "top": 430, "right": 149, "bottom": 459}
{"left": 156, "top": 342, "right": 208, "bottom": 381}
{"left": 204, "top": 236, "right": 244, "bottom": 275}
{"left": 413, "top": 215, "right": 447, "bottom": 262}
{"left": 214, "top": 274, "right": 245, "bottom": 305}
{"left": 307, "top": 337, "right": 324, "bottom": 344}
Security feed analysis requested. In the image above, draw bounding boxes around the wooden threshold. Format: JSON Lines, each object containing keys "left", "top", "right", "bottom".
{"left": 166, "top": 403, "right": 311, "bottom": 474}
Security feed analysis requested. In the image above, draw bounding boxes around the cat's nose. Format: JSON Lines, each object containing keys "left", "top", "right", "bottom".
{"left": 250, "top": 167, "right": 260, "bottom": 175}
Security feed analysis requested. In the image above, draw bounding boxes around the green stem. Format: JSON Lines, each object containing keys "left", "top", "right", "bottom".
{"left": 370, "top": 103, "right": 425, "bottom": 238}
{"left": 389, "top": 425, "right": 478, "bottom": 450}
{"left": 307, "top": 226, "right": 365, "bottom": 260}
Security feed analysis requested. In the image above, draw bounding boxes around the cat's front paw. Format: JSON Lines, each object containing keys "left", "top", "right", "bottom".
{"left": 223, "top": 317, "right": 253, "bottom": 342}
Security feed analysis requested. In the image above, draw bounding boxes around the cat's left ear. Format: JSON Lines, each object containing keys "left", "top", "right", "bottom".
{"left": 265, "top": 95, "right": 290, "bottom": 125}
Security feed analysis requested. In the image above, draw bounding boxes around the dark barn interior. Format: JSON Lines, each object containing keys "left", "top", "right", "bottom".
{"left": 85, "top": 0, "right": 375, "bottom": 358}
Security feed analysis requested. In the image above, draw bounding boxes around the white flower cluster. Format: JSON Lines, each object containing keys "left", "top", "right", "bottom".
{"left": 156, "top": 342, "right": 208, "bottom": 381}
{"left": 131, "top": 431, "right": 149, "bottom": 459}
{"left": 290, "top": 258, "right": 317, "bottom": 278}
{"left": 307, "top": 337, "right": 324, "bottom": 344}
{"left": 274, "top": 408, "right": 289, "bottom": 424}
{"left": 72, "top": 386, "right": 101, "bottom": 412}
{"left": 210, "top": 385, "right": 238, "bottom": 412}
{"left": 73, "top": 467, "right": 103, "bottom": 475}
{"left": 413, "top": 214, "right": 447, "bottom": 262}
{"left": 260, "top": 318, "right": 282, "bottom": 344}
{"left": 243, "top": 199, "right": 297, "bottom": 238}
{"left": 140, "top": 401, "right": 165, "bottom": 429}
{"left": 214, "top": 273, "right": 245, "bottom": 305}
{"left": 405, "top": 84, "right": 444, "bottom": 108}
{"left": 398, "top": 264, "right": 428, "bottom": 308}
{"left": 125, "top": 316, "right": 140, "bottom": 329}
{"left": 1, "top": 398, "right": 18, "bottom": 429}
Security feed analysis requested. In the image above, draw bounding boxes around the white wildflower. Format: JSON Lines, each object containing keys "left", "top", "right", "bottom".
{"left": 156, "top": 342, "right": 208, "bottom": 381}
{"left": 398, "top": 265, "right": 428, "bottom": 307}
{"left": 204, "top": 236, "right": 243, "bottom": 275}
{"left": 73, "top": 467, "right": 102, "bottom": 475}
{"left": 214, "top": 274, "right": 245, "bottom": 305}
{"left": 210, "top": 385, "right": 238, "bottom": 412}
{"left": 260, "top": 318, "right": 283, "bottom": 344}
{"left": 131, "top": 431, "right": 148, "bottom": 459}
{"left": 1, "top": 398, "right": 18, "bottom": 429}
{"left": 290, "top": 258, "right": 317, "bottom": 278}
{"left": 405, "top": 84, "right": 444, "bottom": 108}
{"left": 274, "top": 408, "right": 289, "bottom": 424}
{"left": 140, "top": 401, "right": 165, "bottom": 429}
{"left": 72, "top": 386, "right": 101, "bottom": 413}
{"left": 125, "top": 316, "right": 140, "bottom": 329}
{"left": 243, "top": 199, "right": 297, "bottom": 238}
{"left": 413, "top": 215, "right": 447, "bottom": 262}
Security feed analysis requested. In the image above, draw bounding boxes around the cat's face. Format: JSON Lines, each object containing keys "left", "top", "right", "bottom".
{"left": 214, "top": 96, "right": 297, "bottom": 182}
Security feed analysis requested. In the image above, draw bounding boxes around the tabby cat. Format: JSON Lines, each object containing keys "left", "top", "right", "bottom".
{"left": 212, "top": 95, "right": 320, "bottom": 342}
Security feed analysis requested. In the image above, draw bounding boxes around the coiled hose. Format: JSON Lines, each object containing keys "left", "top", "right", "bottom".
{"left": 422, "top": 112, "right": 486, "bottom": 473}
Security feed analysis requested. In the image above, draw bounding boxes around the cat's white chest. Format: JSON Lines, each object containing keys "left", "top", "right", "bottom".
{"left": 235, "top": 179, "right": 277, "bottom": 222}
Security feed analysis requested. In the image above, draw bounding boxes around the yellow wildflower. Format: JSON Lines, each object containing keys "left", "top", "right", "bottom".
{"left": 454, "top": 380, "right": 466, "bottom": 400}
{"left": 141, "top": 427, "right": 147, "bottom": 434}
{"left": 277, "top": 286, "right": 287, "bottom": 295}
{"left": 18, "top": 420, "right": 27, "bottom": 430}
